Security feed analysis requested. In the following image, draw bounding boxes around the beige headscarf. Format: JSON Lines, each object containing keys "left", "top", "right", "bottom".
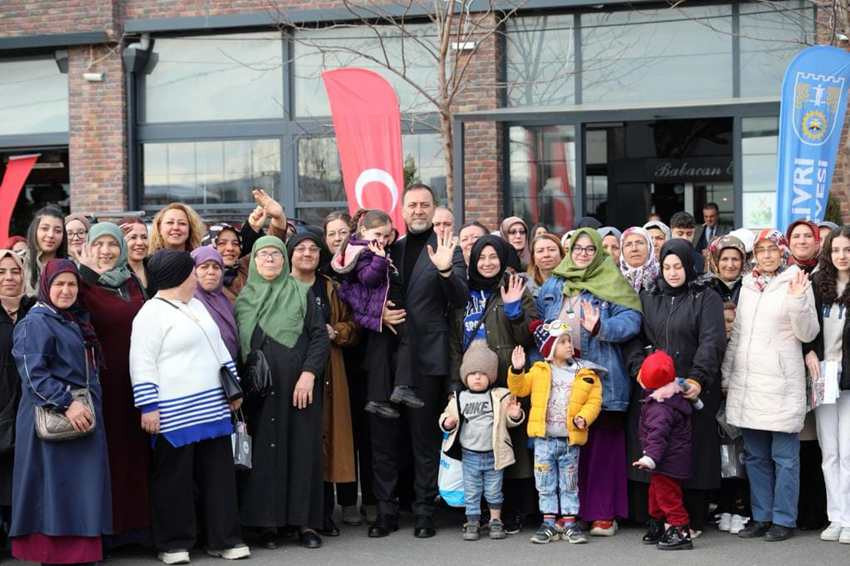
{"left": 0, "top": 250, "right": 26, "bottom": 321}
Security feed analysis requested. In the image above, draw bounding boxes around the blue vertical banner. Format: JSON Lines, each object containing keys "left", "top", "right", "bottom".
{"left": 776, "top": 46, "right": 850, "bottom": 233}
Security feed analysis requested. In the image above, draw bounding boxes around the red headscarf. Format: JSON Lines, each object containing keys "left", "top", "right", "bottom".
{"left": 39, "top": 259, "right": 103, "bottom": 366}
{"left": 785, "top": 219, "right": 821, "bottom": 272}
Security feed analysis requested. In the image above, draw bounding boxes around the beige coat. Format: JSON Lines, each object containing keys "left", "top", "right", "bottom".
{"left": 721, "top": 265, "right": 819, "bottom": 433}
{"left": 439, "top": 387, "right": 524, "bottom": 471}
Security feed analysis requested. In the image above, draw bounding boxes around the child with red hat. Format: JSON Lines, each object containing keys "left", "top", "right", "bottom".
{"left": 633, "top": 350, "right": 693, "bottom": 550}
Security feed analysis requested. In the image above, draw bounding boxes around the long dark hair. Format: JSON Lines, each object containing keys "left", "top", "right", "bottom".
{"left": 26, "top": 205, "right": 67, "bottom": 289}
{"left": 814, "top": 225, "right": 850, "bottom": 308}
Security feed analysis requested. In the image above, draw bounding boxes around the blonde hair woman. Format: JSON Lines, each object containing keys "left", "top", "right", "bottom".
{"left": 148, "top": 203, "right": 206, "bottom": 255}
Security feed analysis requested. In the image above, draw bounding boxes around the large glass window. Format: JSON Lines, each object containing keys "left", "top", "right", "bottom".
{"left": 739, "top": 1, "right": 814, "bottom": 97}
{"left": 0, "top": 57, "right": 68, "bottom": 135}
{"left": 581, "top": 5, "right": 733, "bottom": 104}
{"left": 741, "top": 116, "right": 779, "bottom": 229}
{"left": 508, "top": 125, "right": 576, "bottom": 234}
{"left": 143, "top": 33, "right": 284, "bottom": 123}
{"left": 505, "top": 15, "right": 575, "bottom": 107}
{"left": 142, "top": 139, "right": 281, "bottom": 207}
{"left": 295, "top": 132, "right": 447, "bottom": 223}
{"left": 293, "top": 25, "right": 437, "bottom": 117}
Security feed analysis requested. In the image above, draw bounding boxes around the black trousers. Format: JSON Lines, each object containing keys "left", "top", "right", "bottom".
{"left": 370, "top": 371, "right": 443, "bottom": 517}
{"left": 366, "top": 324, "right": 415, "bottom": 402}
{"left": 323, "top": 481, "right": 359, "bottom": 517}
{"left": 150, "top": 435, "right": 243, "bottom": 551}
{"left": 344, "top": 344, "right": 376, "bottom": 507}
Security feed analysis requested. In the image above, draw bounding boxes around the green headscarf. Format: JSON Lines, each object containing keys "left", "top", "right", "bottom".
{"left": 87, "top": 222, "right": 132, "bottom": 288}
{"left": 235, "top": 235, "right": 309, "bottom": 361}
{"left": 552, "top": 227, "right": 643, "bottom": 313}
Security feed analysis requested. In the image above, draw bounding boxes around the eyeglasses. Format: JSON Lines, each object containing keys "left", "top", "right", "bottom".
{"left": 67, "top": 230, "right": 88, "bottom": 240}
{"left": 623, "top": 240, "right": 648, "bottom": 250}
{"left": 508, "top": 229, "right": 527, "bottom": 237}
{"left": 572, "top": 245, "right": 597, "bottom": 256}
{"left": 256, "top": 251, "right": 284, "bottom": 261}
{"left": 754, "top": 246, "right": 780, "bottom": 257}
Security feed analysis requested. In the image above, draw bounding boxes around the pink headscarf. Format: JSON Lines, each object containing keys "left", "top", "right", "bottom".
{"left": 500, "top": 217, "right": 530, "bottom": 267}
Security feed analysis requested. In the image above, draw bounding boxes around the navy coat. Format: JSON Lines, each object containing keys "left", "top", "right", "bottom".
{"left": 638, "top": 385, "right": 692, "bottom": 480}
{"left": 10, "top": 304, "right": 112, "bottom": 537}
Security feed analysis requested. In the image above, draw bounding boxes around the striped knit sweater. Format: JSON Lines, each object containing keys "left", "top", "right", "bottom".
{"left": 129, "top": 296, "right": 237, "bottom": 447}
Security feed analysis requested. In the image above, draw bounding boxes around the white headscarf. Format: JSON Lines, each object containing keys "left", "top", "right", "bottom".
{"left": 619, "top": 226, "right": 659, "bottom": 293}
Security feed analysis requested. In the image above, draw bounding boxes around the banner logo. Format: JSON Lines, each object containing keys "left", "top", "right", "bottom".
{"left": 355, "top": 168, "right": 399, "bottom": 212}
{"left": 792, "top": 72, "right": 844, "bottom": 146}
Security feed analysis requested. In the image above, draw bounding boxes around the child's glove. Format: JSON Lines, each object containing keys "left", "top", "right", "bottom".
{"left": 632, "top": 455, "right": 656, "bottom": 470}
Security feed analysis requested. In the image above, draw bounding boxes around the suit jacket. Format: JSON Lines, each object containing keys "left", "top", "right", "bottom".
{"left": 693, "top": 222, "right": 732, "bottom": 253}
{"left": 391, "top": 230, "right": 468, "bottom": 377}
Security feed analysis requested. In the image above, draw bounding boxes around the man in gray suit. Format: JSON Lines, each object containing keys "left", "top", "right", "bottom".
{"left": 693, "top": 202, "right": 732, "bottom": 254}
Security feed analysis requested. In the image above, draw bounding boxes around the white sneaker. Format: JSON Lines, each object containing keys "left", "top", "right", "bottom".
{"left": 729, "top": 514, "right": 748, "bottom": 535}
{"left": 839, "top": 527, "right": 850, "bottom": 544}
{"left": 207, "top": 545, "right": 251, "bottom": 560}
{"left": 821, "top": 521, "right": 842, "bottom": 541}
{"left": 158, "top": 550, "right": 190, "bottom": 565}
{"left": 717, "top": 513, "right": 732, "bottom": 532}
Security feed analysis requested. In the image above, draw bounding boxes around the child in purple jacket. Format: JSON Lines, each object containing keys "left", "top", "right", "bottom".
{"left": 633, "top": 350, "right": 693, "bottom": 551}
{"left": 331, "top": 209, "right": 423, "bottom": 418}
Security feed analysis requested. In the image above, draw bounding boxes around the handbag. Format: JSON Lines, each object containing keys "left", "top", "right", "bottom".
{"left": 242, "top": 346, "right": 272, "bottom": 400}
{"left": 34, "top": 347, "right": 96, "bottom": 442}
{"left": 156, "top": 297, "right": 243, "bottom": 403}
{"left": 231, "top": 409, "right": 252, "bottom": 471}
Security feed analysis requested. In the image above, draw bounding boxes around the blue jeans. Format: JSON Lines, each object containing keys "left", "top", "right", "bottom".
{"left": 461, "top": 449, "right": 504, "bottom": 519}
{"left": 742, "top": 428, "right": 800, "bottom": 528}
{"left": 533, "top": 437, "right": 580, "bottom": 516}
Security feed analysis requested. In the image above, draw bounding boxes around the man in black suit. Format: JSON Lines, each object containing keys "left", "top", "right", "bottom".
{"left": 693, "top": 202, "right": 732, "bottom": 253}
{"left": 368, "top": 183, "right": 468, "bottom": 539}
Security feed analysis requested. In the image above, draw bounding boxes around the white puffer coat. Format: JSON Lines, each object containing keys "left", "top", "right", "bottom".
{"left": 721, "top": 265, "right": 819, "bottom": 433}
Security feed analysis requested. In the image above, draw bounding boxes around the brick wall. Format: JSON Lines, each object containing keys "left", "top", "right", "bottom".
{"left": 0, "top": 0, "right": 120, "bottom": 39}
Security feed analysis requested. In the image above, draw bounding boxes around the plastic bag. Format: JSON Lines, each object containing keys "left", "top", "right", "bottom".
{"left": 232, "top": 414, "right": 252, "bottom": 471}
{"left": 716, "top": 399, "right": 742, "bottom": 440}
{"left": 720, "top": 439, "right": 747, "bottom": 479}
{"left": 438, "top": 434, "right": 464, "bottom": 507}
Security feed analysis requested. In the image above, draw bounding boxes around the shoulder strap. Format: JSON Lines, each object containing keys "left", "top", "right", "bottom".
{"left": 462, "top": 292, "right": 501, "bottom": 353}
{"left": 155, "top": 297, "right": 223, "bottom": 365}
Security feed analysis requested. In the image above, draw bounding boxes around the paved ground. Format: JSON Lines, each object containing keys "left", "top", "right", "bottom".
{"left": 15, "top": 509, "right": 848, "bottom": 566}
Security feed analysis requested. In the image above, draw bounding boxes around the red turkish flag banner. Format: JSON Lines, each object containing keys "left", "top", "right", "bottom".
{"left": 322, "top": 69, "right": 406, "bottom": 236}
{"left": 0, "top": 154, "right": 38, "bottom": 244}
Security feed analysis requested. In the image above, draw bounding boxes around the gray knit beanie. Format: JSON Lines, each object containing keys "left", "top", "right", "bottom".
{"left": 460, "top": 340, "right": 499, "bottom": 387}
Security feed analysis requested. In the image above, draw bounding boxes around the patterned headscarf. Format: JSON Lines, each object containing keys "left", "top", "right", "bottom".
{"left": 786, "top": 219, "right": 821, "bottom": 272}
{"left": 39, "top": 259, "right": 103, "bottom": 366}
{"left": 618, "top": 226, "right": 659, "bottom": 293}
{"left": 749, "top": 229, "right": 792, "bottom": 292}
{"left": 707, "top": 234, "right": 747, "bottom": 283}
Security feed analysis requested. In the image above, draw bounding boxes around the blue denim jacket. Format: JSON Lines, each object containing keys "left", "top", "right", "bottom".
{"left": 536, "top": 277, "right": 641, "bottom": 411}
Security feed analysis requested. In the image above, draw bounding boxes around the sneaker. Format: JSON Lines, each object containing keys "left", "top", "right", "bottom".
{"left": 729, "top": 514, "right": 748, "bottom": 535}
{"left": 207, "top": 545, "right": 251, "bottom": 560}
{"left": 738, "top": 520, "right": 771, "bottom": 539}
{"left": 364, "top": 401, "right": 399, "bottom": 419}
{"left": 158, "top": 550, "right": 190, "bottom": 565}
{"left": 821, "top": 521, "right": 842, "bottom": 541}
{"left": 562, "top": 523, "right": 588, "bottom": 544}
{"left": 689, "top": 529, "right": 702, "bottom": 539}
{"left": 503, "top": 510, "right": 522, "bottom": 535}
{"left": 718, "top": 513, "right": 732, "bottom": 532}
{"left": 489, "top": 518, "right": 506, "bottom": 540}
{"left": 839, "top": 527, "right": 850, "bottom": 544}
{"left": 657, "top": 525, "right": 693, "bottom": 550}
{"left": 530, "top": 522, "right": 560, "bottom": 544}
{"left": 590, "top": 519, "right": 618, "bottom": 536}
{"left": 642, "top": 519, "right": 665, "bottom": 544}
{"left": 764, "top": 524, "right": 794, "bottom": 542}
{"left": 462, "top": 522, "right": 480, "bottom": 541}
{"left": 389, "top": 385, "right": 425, "bottom": 408}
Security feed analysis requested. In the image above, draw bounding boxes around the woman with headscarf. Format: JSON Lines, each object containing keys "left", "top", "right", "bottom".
{"left": 130, "top": 250, "right": 248, "bottom": 563}
{"left": 287, "top": 231, "right": 359, "bottom": 538}
{"left": 0, "top": 250, "right": 34, "bottom": 540}
{"left": 500, "top": 217, "right": 531, "bottom": 270}
{"left": 236, "top": 236, "right": 330, "bottom": 549}
{"left": 191, "top": 247, "right": 240, "bottom": 362}
{"left": 787, "top": 219, "right": 821, "bottom": 274}
{"left": 706, "top": 235, "right": 747, "bottom": 304}
{"left": 619, "top": 227, "right": 659, "bottom": 293}
{"left": 76, "top": 222, "right": 151, "bottom": 545}
{"left": 819, "top": 221, "right": 839, "bottom": 241}
{"left": 599, "top": 227, "right": 622, "bottom": 265}
{"left": 10, "top": 259, "right": 111, "bottom": 565}
{"left": 449, "top": 235, "right": 537, "bottom": 534}
{"left": 643, "top": 220, "right": 671, "bottom": 262}
{"left": 722, "top": 229, "right": 818, "bottom": 542}
{"left": 65, "top": 213, "right": 90, "bottom": 263}
{"left": 5, "top": 236, "right": 27, "bottom": 253}
{"left": 23, "top": 205, "right": 67, "bottom": 297}
{"left": 626, "top": 239, "right": 726, "bottom": 539}
{"left": 537, "top": 228, "right": 642, "bottom": 536}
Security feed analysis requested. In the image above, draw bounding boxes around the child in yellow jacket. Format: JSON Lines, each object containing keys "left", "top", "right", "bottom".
{"left": 508, "top": 319, "right": 604, "bottom": 545}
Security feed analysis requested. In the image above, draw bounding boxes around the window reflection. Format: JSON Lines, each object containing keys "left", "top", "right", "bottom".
{"left": 0, "top": 57, "right": 68, "bottom": 135}
{"left": 741, "top": 117, "right": 779, "bottom": 229}
{"left": 142, "top": 139, "right": 281, "bottom": 207}
{"left": 143, "top": 33, "right": 284, "bottom": 123}
{"left": 505, "top": 15, "right": 575, "bottom": 107}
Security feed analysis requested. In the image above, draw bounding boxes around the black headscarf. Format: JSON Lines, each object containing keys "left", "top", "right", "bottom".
{"left": 575, "top": 216, "right": 602, "bottom": 229}
{"left": 148, "top": 249, "right": 195, "bottom": 290}
{"left": 286, "top": 230, "right": 326, "bottom": 268}
{"left": 658, "top": 239, "right": 696, "bottom": 295}
{"left": 468, "top": 235, "right": 510, "bottom": 291}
